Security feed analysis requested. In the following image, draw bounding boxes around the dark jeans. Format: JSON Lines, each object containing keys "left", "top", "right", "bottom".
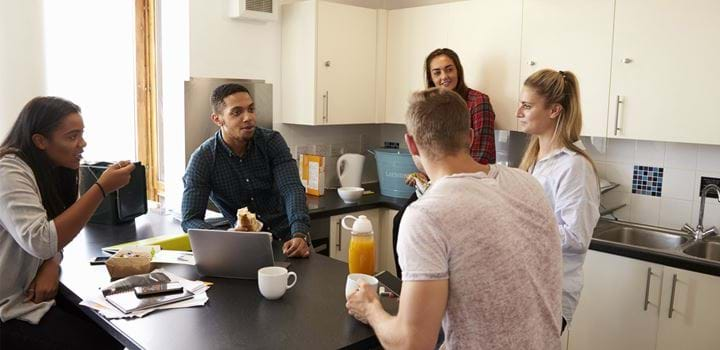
{"left": 0, "top": 297, "right": 122, "bottom": 350}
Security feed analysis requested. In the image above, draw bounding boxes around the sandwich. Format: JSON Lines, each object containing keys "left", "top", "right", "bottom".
{"left": 234, "top": 207, "right": 263, "bottom": 232}
{"left": 405, "top": 172, "right": 430, "bottom": 196}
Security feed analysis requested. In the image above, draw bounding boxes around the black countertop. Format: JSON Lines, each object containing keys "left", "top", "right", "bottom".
{"left": 314, "top": 184, "right": 720, "bottom": 277}
{"left": 59, "top": 211, "right": 398, "bottom": 350}
{"left": 306, "top": 183, "right": 408, "bottom": 219}
{"left": 590, "top": 220, "right": 720, "bottom": 277}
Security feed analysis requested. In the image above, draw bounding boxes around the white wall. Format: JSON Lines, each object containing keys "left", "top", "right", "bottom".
{"left": 0, "top": 0, "right": 46, "bottom": 138}
{"left": 158, "top": 0, "right": 190, "bottom": 213}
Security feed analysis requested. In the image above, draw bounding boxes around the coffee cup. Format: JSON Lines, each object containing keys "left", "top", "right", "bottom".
{"left": 258, "top": 266, "right": 297, "bottom": 300}
{"left": 345, "top": 273, "right": 379, "bottom": 300}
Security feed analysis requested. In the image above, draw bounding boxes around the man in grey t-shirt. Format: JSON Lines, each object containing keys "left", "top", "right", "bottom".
{"left": 346, "top": 88, "right": 562, "bottom": 349}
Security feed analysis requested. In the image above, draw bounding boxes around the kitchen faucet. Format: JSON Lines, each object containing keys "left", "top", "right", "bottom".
{"left": 682, "top": 184, "right": 720, "bottom": 240}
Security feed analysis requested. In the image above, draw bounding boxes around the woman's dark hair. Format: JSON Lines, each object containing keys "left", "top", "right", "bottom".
{"left": 424, "top": 48, "right": 470, "bottom": 101}
{"left": 0, "top": 96, "right": 81, "bottom": 219}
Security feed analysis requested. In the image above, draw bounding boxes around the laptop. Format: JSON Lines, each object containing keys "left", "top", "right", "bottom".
{"left": 188, "top": 229, "right": 275, "bottom": 279}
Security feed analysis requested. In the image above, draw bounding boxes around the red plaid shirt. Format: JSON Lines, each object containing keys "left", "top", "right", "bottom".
{"left": 466, "top": 89, "right": 496, "bottom": 164}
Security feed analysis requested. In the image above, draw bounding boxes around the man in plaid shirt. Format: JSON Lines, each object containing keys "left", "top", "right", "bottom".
{"left": 181, "top": 84, "right": 311, "bottom": 258}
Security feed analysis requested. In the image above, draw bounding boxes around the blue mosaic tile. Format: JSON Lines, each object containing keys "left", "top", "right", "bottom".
{"left": 632, "top": 165, "right": 664, "bottom": 197}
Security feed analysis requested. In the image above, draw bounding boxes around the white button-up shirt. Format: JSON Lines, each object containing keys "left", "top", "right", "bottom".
{"left": 531, "top": 142, "right": 600, "bottom": 323}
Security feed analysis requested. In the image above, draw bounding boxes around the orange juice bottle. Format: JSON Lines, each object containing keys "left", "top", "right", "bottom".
{"left": 342, "top": 215, "right": 375, "bottom": 275}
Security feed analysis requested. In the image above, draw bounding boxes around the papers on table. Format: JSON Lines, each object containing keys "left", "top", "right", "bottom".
{"left": 80, "top": 269, "right": 210, "bottom": 319}
{"left": 151, "top": 250, "right": 196, "bottom": 265}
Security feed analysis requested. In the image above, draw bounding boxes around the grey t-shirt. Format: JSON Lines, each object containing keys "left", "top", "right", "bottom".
{"left": 0, "top": 154, "right": 58, "bottom": 324}
{"left": 398, "top": 165, "right": 562, "bottom": 349}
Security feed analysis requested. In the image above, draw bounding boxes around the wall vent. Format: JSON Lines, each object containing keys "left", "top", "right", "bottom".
{"left": 229, "top": 0, "right": 278, "bottom": 22}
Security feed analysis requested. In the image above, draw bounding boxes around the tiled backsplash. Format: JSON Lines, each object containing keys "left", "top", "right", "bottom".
{"left": 584, "top": 137, "right": 720, "bottom": 230}
{"left": 632, "top": 165, "right": 663, "bottom": 197}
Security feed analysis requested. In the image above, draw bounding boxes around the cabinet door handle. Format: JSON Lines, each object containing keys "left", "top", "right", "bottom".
{"left": 643, "top": 267, "right": 653, "bottom": 311}
{"left": 322, "top": 92, "right": 328, "bottom": 123}
{"left": 614, "top": 95, "right": 624, "bottom": 135}
{"left": 668, "top": 273, "right": 678, "bottom": 318}
{"left": 325, "top": 91, "right": 329, "bottom": 123}
{"left": 336, "top": 221, "right": 341, "bottom": 251}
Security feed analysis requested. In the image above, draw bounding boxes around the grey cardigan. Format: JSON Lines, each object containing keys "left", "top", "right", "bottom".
{"left": 0, "top": 154, "right": 59, "bottom": 324}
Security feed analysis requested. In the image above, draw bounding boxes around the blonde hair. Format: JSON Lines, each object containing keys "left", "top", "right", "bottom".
{"left": 519, "top": 69, "right": 597, "bottom": 175}
{"left": 405, "top": 88, "right": 470, "bottom": 160}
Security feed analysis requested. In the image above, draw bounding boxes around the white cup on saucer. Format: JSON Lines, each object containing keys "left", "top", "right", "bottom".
{"left": 258, "top": 266, "right": 297, "bottom": 300}
{"left": 345, "top": 273, "right": 379, "bottom": 300}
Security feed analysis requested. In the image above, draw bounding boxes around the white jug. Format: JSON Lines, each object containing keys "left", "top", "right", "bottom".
{"left": 336, "top": 153, "right": 365, "bottom": 188}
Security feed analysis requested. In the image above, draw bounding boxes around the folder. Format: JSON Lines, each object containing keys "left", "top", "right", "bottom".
{"left": 102, "top": 271, "right": 194, "bottom": 314}
{"left": 102, "top": 233, "right": 191, "bottom": 253}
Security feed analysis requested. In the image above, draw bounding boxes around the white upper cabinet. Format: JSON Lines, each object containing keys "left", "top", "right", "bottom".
{"left": 385, "top": 4, "right": 450, "bottom": 124}
{"left": 448, "top": 0, "right": 522, "bottom": 131}
{"left": 609, "top": 0, "right": 720, "bottom": 145}
{"left": 281, "top": 0, "right": 379, "bottom": 125}
{"left": 520, "top": 0, "right": 614, "bottom": 137}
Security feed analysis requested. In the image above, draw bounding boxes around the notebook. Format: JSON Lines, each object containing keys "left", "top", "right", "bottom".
{"left": 101, "top": 271, "right": 194, "bottom": 314}
{"left": 102, "top": 233, "right": 191, "bottom": 254}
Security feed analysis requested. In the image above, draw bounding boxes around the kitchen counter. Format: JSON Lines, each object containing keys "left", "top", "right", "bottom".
{"left": 590, "top": 220, "right": 720, "bottom": 277}
{"left": 310, "top": 184, "right": 720, "bottom": 277}
{"left": 306, "top": 183, "right": 408, "bottom": 219}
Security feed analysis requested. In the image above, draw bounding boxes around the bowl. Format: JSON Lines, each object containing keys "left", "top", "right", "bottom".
{"left": 338, "top": 187, "right": 364, "bottom": 203}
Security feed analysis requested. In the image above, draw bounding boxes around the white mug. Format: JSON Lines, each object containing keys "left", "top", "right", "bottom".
{"left": 345, "top": 273, "right": 379, "bottom": 300}
{"left": 258, "top": 266, "right": 297, "bottom": 300}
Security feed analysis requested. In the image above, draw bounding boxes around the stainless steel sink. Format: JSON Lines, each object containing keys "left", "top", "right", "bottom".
{"left": 683, "top": 241, "right": 720, "bottom": 262}
{"left": 594, "top": 226, "right": 691, "bottom": 250}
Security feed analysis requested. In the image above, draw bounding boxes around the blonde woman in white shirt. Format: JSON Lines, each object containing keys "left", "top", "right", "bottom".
{"left": 517, "top": 69, "right": 601, "bottom": 332}
{"left": 0, "top": 97, "right": 135, "bottom": 349}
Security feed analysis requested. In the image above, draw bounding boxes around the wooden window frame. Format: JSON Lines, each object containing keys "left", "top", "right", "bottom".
{"left": 135, "top": 0, "right": 160, "bottom": 201}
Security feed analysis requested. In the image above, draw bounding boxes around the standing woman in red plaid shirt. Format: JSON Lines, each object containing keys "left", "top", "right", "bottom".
{"left": 424, "top": 48, "right": 496, "bottom": 165}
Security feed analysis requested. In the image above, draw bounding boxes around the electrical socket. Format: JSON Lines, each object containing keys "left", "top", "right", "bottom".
{"left": 700, "top": 176, "right": 720, "bottom": 199}
{"left": 383, "top": 141, "right": 400, "bottom": 149}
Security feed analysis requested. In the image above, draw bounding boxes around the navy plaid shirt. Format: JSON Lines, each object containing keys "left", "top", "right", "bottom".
{"left": 181, "top": 128, "right": 310, "bottom": 240}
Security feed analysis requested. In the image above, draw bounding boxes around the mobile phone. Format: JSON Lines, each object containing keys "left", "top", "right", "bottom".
{"left": 134, "top": 282, "right": 184, "bottom": 298}
{"left": 374, "top": 270, "right": 401, "bottom": 296}
{"left": 89, "top": 256, "right": 111, "bottom": 265}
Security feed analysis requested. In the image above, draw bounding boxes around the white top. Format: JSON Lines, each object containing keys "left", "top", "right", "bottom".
{"left": 398, "top": 165, "right": 562, "bottom": 349}
{"left": 0, "top": 154, "right": 59, "bottom": 324}
{"left": 531, "top": 143, "right": 600, "bottom": 323}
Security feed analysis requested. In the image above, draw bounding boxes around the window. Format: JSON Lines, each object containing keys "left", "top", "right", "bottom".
{"left": 43, "top": 0, "right": 160, "bottom": 200}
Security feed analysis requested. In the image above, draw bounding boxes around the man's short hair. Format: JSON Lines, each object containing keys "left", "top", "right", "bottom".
{"left": 211, "top": 84, "right": 251, "bottom": 114}
{"left": 405, "top": 88, "right": 471, "bottom": 159}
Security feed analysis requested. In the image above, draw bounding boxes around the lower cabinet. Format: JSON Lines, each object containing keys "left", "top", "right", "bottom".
{"left": 655, "top": 267, "right": 720, "bottom": 350}
{"left": 328, "top": 208, "right": 399, "bottom": 276}
{"left": 570, "top": 251, "right": 662, "bottom": 350}
{"left": 570, "top": 250, "right": 720, "bottom": 350}
{"left": 379, "top": 209, "right": 398, "bottom": 276}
